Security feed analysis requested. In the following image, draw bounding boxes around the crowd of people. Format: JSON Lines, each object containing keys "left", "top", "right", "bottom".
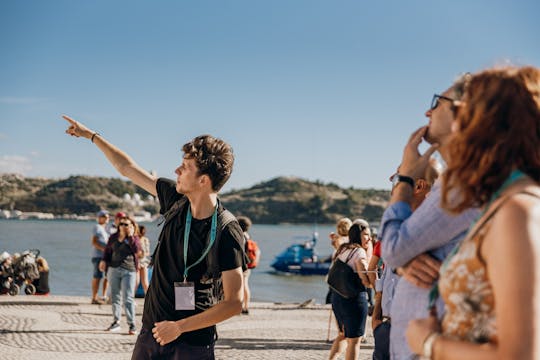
{"left": 325, "top": 66, "right": 540, "bottom": 360}
{"left": 61, "top": 63, "right": 540, "bottom": 359}
{"left": 0, "top": 249, "right": 49, "bottom": 296}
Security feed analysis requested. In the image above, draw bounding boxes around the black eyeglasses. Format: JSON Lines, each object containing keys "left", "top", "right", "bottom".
{"left": 430, "top": 94, "right": 455, "bottom": 111}
{"left": 119, "top": 222, "right": 131, "bottom": 227}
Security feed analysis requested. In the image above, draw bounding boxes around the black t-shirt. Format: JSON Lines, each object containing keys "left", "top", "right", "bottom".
{"left": 142, "top": 178, "right": 245, "bottom": 346}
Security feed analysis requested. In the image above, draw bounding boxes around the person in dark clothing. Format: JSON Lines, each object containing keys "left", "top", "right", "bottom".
{"left": 63, "top": 115, "right": 245, "bottom": 360}
{"left": 32, "top": 256, "right": 50, "bottom": 295}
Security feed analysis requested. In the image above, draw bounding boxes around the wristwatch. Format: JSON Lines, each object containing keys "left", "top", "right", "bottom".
{"left": 391, "top": 174, "right": 415, "bottom": 189}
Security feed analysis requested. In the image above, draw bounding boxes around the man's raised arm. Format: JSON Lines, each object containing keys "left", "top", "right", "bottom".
{"left": 63, "top": 115, "right": 157, "bottom": 196}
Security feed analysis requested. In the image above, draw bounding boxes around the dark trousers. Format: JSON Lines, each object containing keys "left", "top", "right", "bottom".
{"left": 372, "top": 321, "right": 391, "bottom": 360}
{"left": 131, "top": 328, "right": 215, "bottom": 360}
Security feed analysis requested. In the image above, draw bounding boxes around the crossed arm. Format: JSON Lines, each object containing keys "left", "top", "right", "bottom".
{"left": 406, "top": 195, "right": 540, "bottom": 359}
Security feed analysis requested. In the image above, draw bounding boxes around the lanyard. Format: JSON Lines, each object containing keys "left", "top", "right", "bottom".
{"left": 183, "top": 204, "right": 218, "bottom": 282}
{"left": 428, "top": 169, "right": 526, "bottom": 311}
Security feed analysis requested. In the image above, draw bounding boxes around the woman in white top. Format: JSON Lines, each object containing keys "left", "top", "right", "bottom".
{"left": 329, "top": 223, "right": 371, "bottom": 360}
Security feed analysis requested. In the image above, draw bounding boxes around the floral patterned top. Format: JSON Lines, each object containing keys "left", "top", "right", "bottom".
{"left": 439, "top": 185, "right": 540, "bottom": 349}
{"left": 439, "top": 217, "right": 497, "bottom": 344}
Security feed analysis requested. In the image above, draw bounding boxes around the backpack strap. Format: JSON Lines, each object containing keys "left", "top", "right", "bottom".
{"left": 205, "top": 208, "right": 239, "bottom": 279}
{"left": 150, "top": 197, "right": 189, "bottom": 266}
{"left": 157, "top": 196, "right": 189, "bottom": 228}
{"left": 344, "top": 248, "right": 359, "bottom": 264}
{"left": 202, "top": 206, "right": 243, "bottom": 307}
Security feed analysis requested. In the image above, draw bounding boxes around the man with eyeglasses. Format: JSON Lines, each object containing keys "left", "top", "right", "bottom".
{"left": 63, "top": 115, "right": 245, "bottom": 360}
{"left": 378, "top": 74, "right": 480, "bottom": 359}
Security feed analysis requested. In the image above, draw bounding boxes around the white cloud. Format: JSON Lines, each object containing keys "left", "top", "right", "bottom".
{"left": 0, "top": 97, "right": 44, "bottom": 105}
{"left": 0, "top": 155, "right": 33, "bottom": 174}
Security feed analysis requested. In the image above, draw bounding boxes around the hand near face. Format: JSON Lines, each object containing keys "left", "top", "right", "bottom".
{"left": 127, "top": 225, "right": 135, "bottom": 237}
{"left": 399, "top": 126, "right": 439, "bottom": 180}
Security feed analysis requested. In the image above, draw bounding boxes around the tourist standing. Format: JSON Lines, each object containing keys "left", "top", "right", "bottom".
{"left": 379, "top": 74, "right": 479, "bottom": 359}
{"left": 328, "top": 217, "right": 353, "bottom": 359}
{"left": 63, "top": 116, "right": 245, "bottom": 359}
{"left": 100, "top": 215, "right": 141, "bottom": 335}
{"left": 237, "top": 216, "right": 260, "bottom": 315}
{"left": 137, "top": 225, "right": 151, "bottom": 295}
{"left": 406, "top": 66, "right": 540, "bottom": 360}
{"left": 329, "top": 223, "right": 371, "bottom": 360}
{"left": 91, "top": 209, "right": 109, "bottom": 304}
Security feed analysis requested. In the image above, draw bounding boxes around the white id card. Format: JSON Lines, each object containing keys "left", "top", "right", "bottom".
{"left": 174, "top": 282, "right": 195, "bottom": 310}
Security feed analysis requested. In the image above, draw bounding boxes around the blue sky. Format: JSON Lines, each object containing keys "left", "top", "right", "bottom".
{"left": 1, "top": 1, "right": 539, "bottom": 193}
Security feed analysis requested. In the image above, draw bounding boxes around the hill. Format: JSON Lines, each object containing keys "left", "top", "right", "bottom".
{"left": 221, "top": 177, "right": 389, "bottom": 224}
{"left": 0, "top": 174, "right": 390, "bottom": 224}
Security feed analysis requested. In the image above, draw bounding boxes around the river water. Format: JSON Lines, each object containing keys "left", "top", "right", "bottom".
{"left": 0, "top": 220, "right": 336, "bottom": 304}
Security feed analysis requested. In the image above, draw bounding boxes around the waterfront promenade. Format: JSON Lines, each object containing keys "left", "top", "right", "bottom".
{"left": 0, "top": 295, "right": 375, "bottom": 359}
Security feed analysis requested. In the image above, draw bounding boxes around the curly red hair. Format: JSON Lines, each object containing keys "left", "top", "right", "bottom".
{"left": 442, "top": 66, "right": 540, "bottom": 213}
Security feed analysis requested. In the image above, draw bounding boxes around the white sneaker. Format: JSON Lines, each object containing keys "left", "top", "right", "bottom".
{"left": 106, "top": 321, "right": 121, "bottom": 332}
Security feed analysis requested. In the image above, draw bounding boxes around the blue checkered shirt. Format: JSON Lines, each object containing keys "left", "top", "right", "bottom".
{"left": 379, "top": 180, "right": 479, "bottom": 359}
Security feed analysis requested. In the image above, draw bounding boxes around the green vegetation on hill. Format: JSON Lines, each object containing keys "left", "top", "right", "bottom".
{"left": 0, "top": 174, "right": 390, "bottom": 224}
{"left": 0, "top": 174, "right": 158, "bottom": 215}
{"left": 221, "top": 176, "right": 389, "bottom": 224}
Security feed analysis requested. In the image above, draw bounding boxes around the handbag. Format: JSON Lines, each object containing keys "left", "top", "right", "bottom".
{"left": 326, "top": 248, "right": 364, "bottom": 299}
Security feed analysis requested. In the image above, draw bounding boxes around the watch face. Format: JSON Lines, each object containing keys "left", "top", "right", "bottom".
{"left": 390, "top": 173, "right": 399, "bottom": 189}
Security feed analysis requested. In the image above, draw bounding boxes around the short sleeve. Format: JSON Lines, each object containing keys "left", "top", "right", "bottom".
{"left": 218, "top": 224, "right": 246, "bottom": 272}
{"left": 156, "top": 178, "right": 182, "bottom": 214}
{"left": 353, "top": 248, "right": 367, "bottom": 263}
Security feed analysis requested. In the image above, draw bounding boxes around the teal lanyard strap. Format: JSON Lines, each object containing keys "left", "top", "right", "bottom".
{"left": 427, "top": 169, "right": 526, "bottom": 311}
{"left": 183, "top": 204, "right": 218, "bottom": 282}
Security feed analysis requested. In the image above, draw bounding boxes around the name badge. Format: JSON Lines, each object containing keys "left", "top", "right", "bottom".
{"left": 174, "top": 282, "right": 195, "bottom": 310}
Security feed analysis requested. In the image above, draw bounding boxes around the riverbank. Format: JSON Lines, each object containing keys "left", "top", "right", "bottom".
{"left": 0, "top": 295, "right": 375, "bottom": 359}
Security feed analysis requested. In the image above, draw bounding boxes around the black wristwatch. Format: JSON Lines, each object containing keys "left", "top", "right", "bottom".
{"left": 391, "top": 174, "right": 415, "bottom": 189}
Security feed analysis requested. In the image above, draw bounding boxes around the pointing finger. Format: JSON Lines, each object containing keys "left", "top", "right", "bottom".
{"left": 62, "top": 115, "right": 77, "bottom": 125}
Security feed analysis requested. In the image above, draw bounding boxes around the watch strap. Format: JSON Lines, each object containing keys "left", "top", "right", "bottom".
{"left": 397, "top": 175, "right": 415, "bottom": 188}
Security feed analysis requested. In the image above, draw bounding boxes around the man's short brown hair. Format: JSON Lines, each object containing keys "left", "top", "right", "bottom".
{"left": 182, "top": 135, "right": 234, "bottom": 192}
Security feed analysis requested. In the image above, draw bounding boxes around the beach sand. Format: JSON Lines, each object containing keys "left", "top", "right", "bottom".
{"left": 0, "top": 295, "right": 375, "bottom": 359}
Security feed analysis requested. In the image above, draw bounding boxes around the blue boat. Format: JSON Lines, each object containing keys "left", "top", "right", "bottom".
{"left": 270, "top": 232, "right": 331, "bottom": 275}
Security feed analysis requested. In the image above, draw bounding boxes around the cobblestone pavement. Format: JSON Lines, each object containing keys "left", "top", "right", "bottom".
{"left": 0, "top": 296, "right": 375, "bottom": 359}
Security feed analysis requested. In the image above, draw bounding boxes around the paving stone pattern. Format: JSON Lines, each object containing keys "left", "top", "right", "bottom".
{"left": 0, "top": 296, "right": 375, "bottom": 359}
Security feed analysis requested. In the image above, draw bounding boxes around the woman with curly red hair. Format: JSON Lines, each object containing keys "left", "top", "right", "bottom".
{"left": 406, "top": 66, "right": 540, "bottom": 359}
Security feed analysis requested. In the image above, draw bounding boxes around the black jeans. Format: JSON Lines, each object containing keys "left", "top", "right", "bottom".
{"left": 131, "top": 328, "right": 215, "bottom": 360}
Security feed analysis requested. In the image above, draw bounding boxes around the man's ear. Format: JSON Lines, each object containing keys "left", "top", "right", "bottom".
{"left": 199, "top": 174, "right": 212, "bottom": 189}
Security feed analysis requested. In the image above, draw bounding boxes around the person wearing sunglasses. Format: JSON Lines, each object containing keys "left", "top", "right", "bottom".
{"left": 63, "top": 116, "right": 245, "bottom": 360}
{"left": 377, "top": 73, "right": 480, "bottom": 359}
{"left": 100, "top": 216, "right": 141, "bottom": 335}
{"left": 406, "top": 66, "right": 540, "bottom": 360}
